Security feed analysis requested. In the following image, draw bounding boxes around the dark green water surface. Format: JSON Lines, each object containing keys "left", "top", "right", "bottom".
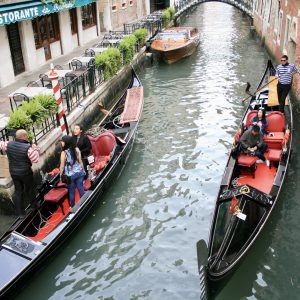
{"left": 14, "top": 3, "right": 300, "bottom": 299}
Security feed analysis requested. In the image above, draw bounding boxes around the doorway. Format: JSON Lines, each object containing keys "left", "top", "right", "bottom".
{"left": 7, "top": 23, "right": 25, "bottom": 76}
{"left": 32, "top": 14, "right": 60, "bottom": 61}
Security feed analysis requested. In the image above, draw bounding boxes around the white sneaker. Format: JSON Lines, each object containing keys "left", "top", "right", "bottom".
{"left": 265, "top": 159, "right": 270, "bottom": 167}
{"left": 256, "top": 159, "right": 263, "bottom": 164}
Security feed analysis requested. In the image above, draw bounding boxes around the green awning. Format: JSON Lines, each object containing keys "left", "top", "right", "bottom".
{"left": 0, "top": 0, "right": 96, "bottom": 26}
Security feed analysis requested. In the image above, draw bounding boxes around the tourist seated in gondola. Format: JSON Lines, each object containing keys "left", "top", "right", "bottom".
{"left": 59, "top": 136, "right": 85, "bottom": 207}
{"left": 233, "top": 125, "right": 270, "bottom": 166}
{"left": 72, "top": 124, "right": 92, "bottom": 178}
{"left": 249, "top": 108, "right": 268, "bottom": 135}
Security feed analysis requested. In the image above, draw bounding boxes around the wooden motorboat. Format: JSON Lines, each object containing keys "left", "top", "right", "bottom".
{"left": 0, "top": 69, "right": 144, "bottom": 298}
{"left": 198, "top": 60, "right": 293, "bottom": 286}
{"left": 150, "top": 27, "right": 200, "bottom": 64}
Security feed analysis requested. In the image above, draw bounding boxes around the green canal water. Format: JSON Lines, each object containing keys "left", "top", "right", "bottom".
{"left": 13, "top": 3, "right": 300, "bottom": 299}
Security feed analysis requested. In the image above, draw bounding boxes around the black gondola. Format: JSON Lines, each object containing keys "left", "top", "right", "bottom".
{"left": 0, "top": 69, "right": 144, "bottom": 298}
{"left": 198, "top": 60, "right": 293, "bottom": 294}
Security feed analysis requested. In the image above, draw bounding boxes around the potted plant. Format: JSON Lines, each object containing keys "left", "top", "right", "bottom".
{"left": 134, "top": 28, "right": 148, "bottom": 47}
{"left": 118, "top": 34, "right": 137, "bottom": 64}
{"left": 33, "top": 94, "right": 58, "bottom": 114}
{"left": 20, "top": 99, "right": 47, "bottom": 125}
{"left": 6, "top": 108, "right": 33, "bottom": 137}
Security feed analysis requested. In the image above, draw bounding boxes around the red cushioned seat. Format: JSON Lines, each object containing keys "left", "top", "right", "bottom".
{"left": 263, "top": 132, "right": 285, "bottom": 149}
{"left": 268, "top": 149, "right": 281, "bottom": 168}
{"left": 44, "top": 182, "right": 68, "bottom": 214}
{"left": 245, "top": 110, "right": 258, "bottom": 128}
{"left": 237, "top": 154, "right": 257, "bottom": 178}
{"left": 237, "top": 154, "right": 257, "bottom": 167}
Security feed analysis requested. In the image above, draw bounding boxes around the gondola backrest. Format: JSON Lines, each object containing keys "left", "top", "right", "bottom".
{"left": 265, "top": 111, "right": 285, "bottom": 132}
{"left": 88, "top": 131, "right": 117, "bottom": 158}
{"left": 245, "top": 110, "right": 257, "bottom": 128}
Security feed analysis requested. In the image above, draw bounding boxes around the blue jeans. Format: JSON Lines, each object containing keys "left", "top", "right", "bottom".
{"left": 68, "top": 171, "right": 85, "bottom": 207}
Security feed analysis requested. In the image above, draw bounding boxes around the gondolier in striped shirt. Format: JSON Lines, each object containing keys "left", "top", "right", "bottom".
{"left": 276, "top": 55, "right": 300, "bottom": 113}
{"left": 0, "top": 129, "right": 39, "bottom": 217}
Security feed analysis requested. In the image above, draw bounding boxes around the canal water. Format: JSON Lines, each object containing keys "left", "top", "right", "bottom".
{"left": 15, "top": 3, "right": 300, "bottom": 300}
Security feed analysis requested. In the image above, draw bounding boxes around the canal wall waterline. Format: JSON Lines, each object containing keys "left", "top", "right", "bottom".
{"left": 0, "top": 48, "right": 148, "bottom": 212}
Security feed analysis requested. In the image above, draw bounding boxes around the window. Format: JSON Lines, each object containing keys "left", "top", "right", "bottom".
{"left": 278, "top": 11, "right": 283, "bottom": 41}
{"left": 32, "top": 14, "right": 60, "bottom": 49}
{"left": 112, "top": 0, "right": 117, "bottom": 11}
{"left": 70, "top": 8, "right": 78, "bottom": 35}
{"left": 284, "top": 17, "right": 291, "bottom": 47}
{"left": 81, "top": 3, "right": 96, "bottom": 29}
{"left": 122, "top": 0, "right": 127, "bottom": 8}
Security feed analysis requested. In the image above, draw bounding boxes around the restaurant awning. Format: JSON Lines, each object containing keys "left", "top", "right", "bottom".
{"left": 0, "top": 0, "right": 97, "bottom": 26}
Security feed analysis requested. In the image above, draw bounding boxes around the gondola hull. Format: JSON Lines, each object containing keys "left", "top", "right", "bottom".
{"left": 0, "top": 70, "right": 143, "bottom": 298}
{"left": 204, "top": 60, "right": 293, "bottom": 284}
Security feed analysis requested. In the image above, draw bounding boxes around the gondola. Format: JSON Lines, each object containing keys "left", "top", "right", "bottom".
{"left": 0, "top": 69, "right": 144, "bottom": 298}
{"left": 198, "top": 60, "right": 293, "bottom": 292}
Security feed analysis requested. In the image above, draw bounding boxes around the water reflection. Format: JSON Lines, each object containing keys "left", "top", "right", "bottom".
{"left": 15, "top": 2, "right": 298, "bottom": 300}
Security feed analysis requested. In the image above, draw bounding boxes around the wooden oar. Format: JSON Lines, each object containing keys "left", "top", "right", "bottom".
{"left": 97, "top": 101, "right": 116, "bottom": 127}
{"left": 97, "top": 101, "right": 127, "bottom": 144}
{"left": 241, "top": 77, "right": 277, "bottom": 103}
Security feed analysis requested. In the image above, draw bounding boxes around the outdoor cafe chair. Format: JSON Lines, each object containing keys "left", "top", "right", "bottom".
{"left": 27, "top": 81, "right": 40, "bottom": 87}
{"left": 12, "top": 93, "right": 29, "bottom": 110}
{"left": 39, "top": 74, "right": 52, "bottom": 89}
{"left": 54, "top": 65, "right": 63, "bottom": 70}
{"left": 84, "top": 49, "right": 95, "bottom": 57}
{"left": 70, "top": 59, "right": 86, "bottom": 71}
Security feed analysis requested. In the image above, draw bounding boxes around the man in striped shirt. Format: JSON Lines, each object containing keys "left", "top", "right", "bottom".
{"left": 0, "top": 129, "right": 39, "bottom": 217}
{"left": 276, "top": 55, "right": 300, "bottom": 113}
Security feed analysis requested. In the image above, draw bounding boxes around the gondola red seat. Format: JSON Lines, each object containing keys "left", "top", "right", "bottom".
{"left": 245, "top": 110, "right": 258, "bottom": 128}
{"left": 237, "top": 154, "right": 257, "bottom": 178}
{"left": 264, "top": 112, "right": 285, "bottom": 149}
{"left": 267, "top": 149, "right": 281, "bottom": 168}
{"left": 87, "top": 131, "right": 117, "bottom": 174}
{"left": 44, "top": 182, "right": 68, "bottom": 214}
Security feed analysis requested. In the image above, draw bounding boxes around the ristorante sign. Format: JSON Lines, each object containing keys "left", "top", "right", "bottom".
{"left": 0, "top": 0, "right": 95, "bottom": 26}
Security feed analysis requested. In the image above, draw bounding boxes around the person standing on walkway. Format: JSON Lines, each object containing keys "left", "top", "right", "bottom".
{"left": 276, "top": 55, "right": 300, "bottom": 113}
{"left": 0, "top": 129, "right": 39, "bottom": 217}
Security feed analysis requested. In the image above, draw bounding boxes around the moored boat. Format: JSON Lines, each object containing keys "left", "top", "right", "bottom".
{"left": 0, "top": 69, "right": 144, "bottom": 298}
{"left": 150, "top": 27, "right": 200, "bottom": 64}
{"left": 198, "top": 60, "right": 293, "bottom": 289}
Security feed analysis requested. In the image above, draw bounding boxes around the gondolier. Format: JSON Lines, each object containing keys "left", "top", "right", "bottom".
{"left": 276, "top": 55, "right": 300, "bottom": 113}
{"left": 0, "top": 129, "right": 39, "bottom": 216}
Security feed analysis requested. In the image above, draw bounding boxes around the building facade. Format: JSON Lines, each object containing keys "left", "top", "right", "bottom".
{"left": 0, "top": 0, "right": 149, "bottom": 88}
{"left": 253, "top": 0, "right": 300, "bottom": 96}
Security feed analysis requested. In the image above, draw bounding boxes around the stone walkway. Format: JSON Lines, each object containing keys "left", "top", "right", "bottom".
{"left": 0, "top": 31, "right": 111, "bottom": 129}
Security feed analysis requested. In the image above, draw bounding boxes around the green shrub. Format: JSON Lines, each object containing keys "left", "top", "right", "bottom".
{"left": 134, "top": 28, "right": 148, "bottom": 47}
{"left": 20, "top": 99, "right": 47, "bottom": 125}
{"left": 162, "top": 9, "right": 171, "bottom": 26}
{"left": 168, "top": 7, "right": 175, "bottom": 20}
{"left": 95, "top": 47, "right": 122, "bottom": 80}
{"left": 34, "top": 94, "right": 58, "bottom": 114}
{"left": 7, "top": 109, "right": 32, "bottom": 130}
{"left": 162, "top": 7, "right": 175, "bottom": 27}
{"left": 118, "top": 35, "right": 137, "bottom": 64}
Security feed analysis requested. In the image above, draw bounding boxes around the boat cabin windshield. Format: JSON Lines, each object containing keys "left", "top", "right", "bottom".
{"left": 157, "top": 32, "right": 188, "bottom": 40}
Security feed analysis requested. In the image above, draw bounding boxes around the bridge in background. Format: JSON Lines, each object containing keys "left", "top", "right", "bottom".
{"left": 174, "top": 0, "right": 253, "bottom": 19}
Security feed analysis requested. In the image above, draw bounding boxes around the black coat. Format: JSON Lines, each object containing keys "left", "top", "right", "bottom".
{"left": 72, "top": 135, "right": 92, "bottom": 158}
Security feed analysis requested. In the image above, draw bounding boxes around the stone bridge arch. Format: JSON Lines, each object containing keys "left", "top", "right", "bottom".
{"left": 173, "top": 0, "right": 253, "bottom": 19}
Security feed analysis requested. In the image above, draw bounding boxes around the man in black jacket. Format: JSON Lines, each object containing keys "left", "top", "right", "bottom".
{"left": 72, "top": 124, "right": 92, "bottom": 177}
{"left": 234, "top": 125, "right": 269, "bottom": 166}
{"left": 0, "top": 129, "right": 39, "bottom": 216}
